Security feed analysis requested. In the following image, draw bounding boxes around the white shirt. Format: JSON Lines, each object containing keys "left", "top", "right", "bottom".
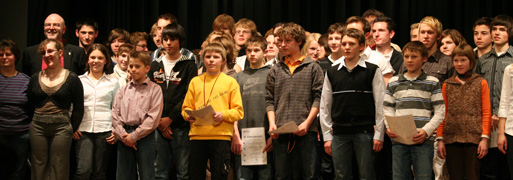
{"left": 361, "top": 47, "right": 395, "bottom": 75}
{"left": 163, "top": 55, "right": 180, "bottom": 87}
{"left": 78, "top": 72, "right": 120, "bottom": 133}
{"left": 320, "top": 58, "right": 386, "bottom": 141}
{"left": 499, "top": 64, "right": 513, "bottom": 136}
{"left": 236, "top": 55, "right": 247, "bottom": 70}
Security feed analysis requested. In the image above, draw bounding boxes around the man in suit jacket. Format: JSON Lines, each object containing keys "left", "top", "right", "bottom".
{"left": 18, "top": 13, "right": 86, "bottom": 76}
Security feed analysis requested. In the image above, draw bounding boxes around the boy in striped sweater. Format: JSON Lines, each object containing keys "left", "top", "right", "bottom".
{"left": 384, "top": 41, "right": 445, "bottom": 180}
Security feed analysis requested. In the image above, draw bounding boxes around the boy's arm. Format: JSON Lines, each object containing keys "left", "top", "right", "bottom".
{"left": 221, "top": 82, "right": 244, "bottom": 122}
{"left": 383, "top": 78, "right": 397, "bottom": 129}
{"left": 372, "top": 68, "right": 386, "bottom": 141}
{"left": 422, "top": 81, "right": 446, "bottom": 137}
{"left": 296, "top": 64, "right": 324, "bottom": 135}
{"left": 112, "top": 87, "right": 128, "bottom": 139}
{"left": 320, "top": 74, "right": 334, "bottom": 141}
{"left": 170, "top": 64, "right": 198, "bottom": 123}
{"left": 130, "top": 87, "right": 164, "bottom": 142}
{"left": 265, "top": 68, "right": 277, "bottom": 132}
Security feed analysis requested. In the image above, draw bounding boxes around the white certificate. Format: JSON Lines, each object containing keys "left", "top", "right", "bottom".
{"left": 241, "top": 127, "right": 267, "bottom": 166}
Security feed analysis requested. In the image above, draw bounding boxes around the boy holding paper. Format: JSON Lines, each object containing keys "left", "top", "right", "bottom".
{"left": 181, "top": 43, "right": 244, "bottom": 180}
{"left": 383, "top": 41, "right": 445, "bottom": 180}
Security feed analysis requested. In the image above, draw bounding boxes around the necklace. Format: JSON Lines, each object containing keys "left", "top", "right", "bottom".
{"left": 203, "top": 73, "right": 220, "bottom": 106}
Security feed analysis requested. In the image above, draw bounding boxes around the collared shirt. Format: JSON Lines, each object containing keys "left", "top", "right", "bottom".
{"left": 284, "top": 55, "right": 306, "bottom": 74}
{"left": 361, "top": 46, "right": 395, "bottom": 75}
{"left": 422, "top": 50, "right": 452, "bottom": 83}
{"left": 499, "top": 64, "right": 513, "bottom": 136}
{"left": 112, "top": 77, "right": 163, "bottom": 141}
{"left": 321, "top": 58, "right": 385, "bottom": 141}
{"left": 79, "top": 72, "right": 120, "bottom": 133}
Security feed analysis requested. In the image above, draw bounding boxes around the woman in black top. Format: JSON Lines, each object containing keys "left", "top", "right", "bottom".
{"left": 27, "top": 39, "right": 84, "bottom": 180}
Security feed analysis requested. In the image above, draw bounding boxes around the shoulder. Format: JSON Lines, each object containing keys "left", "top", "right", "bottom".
{"left": 65, "top": 44, "right": 85, "bottom": 52}
{"left": 17, "top": 72, "right": 30, "bottom": 80}
{"left": 425, "top": 75, "right": 440, "bottom": 83}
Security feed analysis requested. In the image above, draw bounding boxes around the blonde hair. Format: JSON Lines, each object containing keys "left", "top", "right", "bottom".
{"left": 419, "top": 16, "right": 443, "bottom": 36}
{"left": 301, "top": 33, "right": 321, "bottom": 55}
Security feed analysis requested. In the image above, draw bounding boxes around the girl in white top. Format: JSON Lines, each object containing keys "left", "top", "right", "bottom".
{"left": 73, "top": 44, "right": 119, "bottom": 179}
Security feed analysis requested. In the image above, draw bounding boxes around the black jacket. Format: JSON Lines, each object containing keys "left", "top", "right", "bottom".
{"left": 19, "top": 43, "right": 87, "bottom": 76}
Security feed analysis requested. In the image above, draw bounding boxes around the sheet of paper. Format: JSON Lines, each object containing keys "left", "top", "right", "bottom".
{"left": 184, "top": 105, "right": 215, "bottom": 126}
{"left": 268, "top": 121, "right": 298, "bottom": 134}
{"left": 385, "top": 115, "right": 418, "bottom": 145}
{"left": 241, "top": 127, "right": 267, "bottom": 166}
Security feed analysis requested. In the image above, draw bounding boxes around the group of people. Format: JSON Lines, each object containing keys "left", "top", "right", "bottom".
{"left": 1, "top": 8, "right": 513, "bottom": 180}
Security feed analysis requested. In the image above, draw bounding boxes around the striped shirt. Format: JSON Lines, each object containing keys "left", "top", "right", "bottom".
{"left": 383, "top": 72, "right": 445, "bottom": 138}
{"left": 0, "top": 72, "right": 30, "bottom": 134}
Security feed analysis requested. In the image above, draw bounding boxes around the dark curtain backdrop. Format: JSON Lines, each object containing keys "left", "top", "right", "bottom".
{"left": 25, "top": 0, "right": 513, "bottom": 51}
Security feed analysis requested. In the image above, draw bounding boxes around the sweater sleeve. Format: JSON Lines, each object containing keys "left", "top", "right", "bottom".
{"left": 436, "top": 83, "right": 449, "bottom": 138}
{"left": 311, "top": 63, "right": 324, "bottom": 109}
{"left": 265, "top": 67, "right": 276, "bottom": 112}
{"left": 221, "top": 81, "right": 244, "bottom": 123}
{"left": 170, "top": 63, "right": 198, "bottom": 123}
{"left": 70, "top": 75, "right": 84, "bottom": 132}
{"left": 383, "top": 78, "right": 397, "bottom": 129}
{"left": 481, "top": 79, "right": 492, "bottom": 138}
{"left": 181, "top": 78, "right": 196, "bottom": 121}
{"left": 422, "top": 80, "right": 445, "bottom": 137}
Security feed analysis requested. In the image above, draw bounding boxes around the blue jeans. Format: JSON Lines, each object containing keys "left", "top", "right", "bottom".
{"left": 155, "top": 127, "right": 190, "bottom": 180}
{"left": 331, "top": 132, "right": 376, "bottom": 180}
{"left": 392, "top": 142, "right": 433, "bottom": 180}
{"left": 273, "top": 131, "right": 319, "bottom": 180}
{"left": 0, "top": 132, "right": 30, "bottom": 180}
{"left": 233, "top": 152, "right": 273, "bottom": 180}
{"left": 116, "top": 129, "right": 156, "bottom": 180}
{"left": 74, "top": 131, "right": 114, "bottom": 180}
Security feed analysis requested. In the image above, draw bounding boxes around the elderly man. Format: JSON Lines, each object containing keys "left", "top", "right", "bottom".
{"left": 18, "top": 13, "right": 86, "bottom": 76}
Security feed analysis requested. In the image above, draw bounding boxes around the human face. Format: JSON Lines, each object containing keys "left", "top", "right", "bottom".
{"left": 42, "top": 42, "right": 63, "bottom": 68}
{"left": 307, "top": 40, "right": 321, "bottom": 60}
{"left": 218, "top": 25, "right": 231, "bottom": 35}
{"left": 152, "top": 32, "right": 161, "bottom": 47}
{"left": 246, "top": 45, "right": 265, "bottom": 66}
{"left": 410, "top": 28, "right": 419, "bottom": 41}
{"left": 318, "top": 46, "right": 326, "bottom": 60}
{"left": 403, "top": 49, "right": 426, "bottom": 73}
{"left": 419, "top": 23, "right": 439, "bottom": 49}
{"left": 346, "top": 22, "right": 365, "bottom": 33}
{"left": 128, "top": 58, "right": 149, "bottom": 84}
{"left": 136, "top": 40, "right": 148, "bottom": 52}
{"left": 44, "top": 14, "right": 66, "bottom": 40}
{"left": 453, "top": 55, "right": 471, "bottom": 74}
{"left": 265, "top": 35, "right": 278, "bottom": 59}
{"left": 276, "top": 36, "right": 301, "bottom": 57}
{"left": 492, "top": 25, "right": 509, "bottom": 46}
{"left": 110, "top": 37, "right": 125, "bottom": 55}
{"left": 0, "top": 49, "right": 16, "bottom": 68}
{"left": 372, "top": 22, "right": 394, "bottom": 46}
{"left": 75, "top": 25, "right": 97, "bottom": 47}
{"left": 440, "top": 36, "right": 456, "bottom": 56}
{"left": 156, "top": 19, "right": 172, "bottom": 47}
{"left": 162, "top": 36, "right": 180, "bottom": 56}
{"left": 88, "top": 50, "right": 106, "bottom": 74}
{"left": 234, "top": 27, "right": 252, "bottom": 46}
{"left": 328, "top": 33, "right": 342, "bottom": 53}
{"left": 474, "top": 25, "right": 492, "bottom": 49}
{"left": 117, "top": 52, "right": 129, "bottom": 71}
{"left": 341, "top": 35, "right": 364, "bottom": 61}
{"left": 203, "top": 51, "right": 224, "bottom": 75}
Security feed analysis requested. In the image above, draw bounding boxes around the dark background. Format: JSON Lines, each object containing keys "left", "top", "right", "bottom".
{"left": 1, "top": 0, "right": 512, "bottom": 52}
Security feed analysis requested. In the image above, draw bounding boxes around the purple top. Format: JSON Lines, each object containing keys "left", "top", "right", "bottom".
{"left": 0, "top": 72, "right": 30, "bottom": 134}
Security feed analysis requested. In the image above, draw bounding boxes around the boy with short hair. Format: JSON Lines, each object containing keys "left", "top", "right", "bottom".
{"left": 182, "top": 43, "right": 244, "bottom": 180}
{"left": 232, "top": 35, "right": 273, "bottom": 179}
{"left": 112, "top": 44, "right": 134, "bottom": 87}
{"left": 149, "top": 23, "right": 198, "bottom": 180}
{"left": 477, "top": 14, "right": 513, "bottom": 180}
{"left": 320, "top": 22, "right": 345, "bottom": 72}
{"left": 212, "top": 14, "right": 235, "bottom": 35}
{"left": 473, "top": 17, "right": 494, "bottom": 58}
{"left": 418, "top": 16, "right": 452, "bottom": 83}
{"left": 130, "top": 32, "right": 149, "bottom": 52}
{"left": 410, "top": 23, "right": 420, "bottom": 42}
{"left": 112, "top": 51, "right": 163, "bottom": 180}
{"left": 234, "top": 18, "right": 258, "bottom": 70}
{"left": 75, "top": 18, "right": 98, "bottom": 51}
{"left": 384, "top": 41, "right": 445, "bottom": 180}
{"left": 320, "top": 28, "right": 385, "bottom": 180}
{"left": 266, "top": 22, "right": 324, "bottom": 180}
{"left": 106, "top": 28, "right": 130, "bottom": 74}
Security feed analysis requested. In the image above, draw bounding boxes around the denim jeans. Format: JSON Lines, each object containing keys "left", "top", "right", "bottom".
{"left": 74, "top": 131, "right": 114, "bottom": 180}
{"left": 392, "top": 142, "right": 433, "bottom": 180}
{"left": 273, "top": 131, "right": 320, "bottom": 180}
{"left": 0, "top": 132, "right": 30, "bottom": 180}
{"left": 233, "top": 151, "right": 273, "bottom": 180}
{"left": 155, "top": 127, "right": 191, "bottom": 180}
{"left": 116, "top": 129, "right": 156, "bottom": 180}
{"left": 189, "top": 140, "right": 231, "bottom": 180}
{"left": 331, "top": 132, "right": 376, "bottom": 180}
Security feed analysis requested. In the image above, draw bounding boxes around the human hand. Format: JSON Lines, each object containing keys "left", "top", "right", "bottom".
{"left": 373, "top": 140, "right": 383, "bottom": 152}
{"left": 386, "top": 128, "right": 398, "bottom": 138}
{"left": 213, "top": 112, "right": 223, "bottom": 123}
{"left": 293, "top": 121, "right": 309, "bottom": 136}
{"left": 188, "top": 116, "right": 196, "bottom": 123}
{"left": 162, "top": 128, "right": 173, "bottom": 140}
{"left": 158, "top": 117, "right": 172, "bottom": 131}
{"left": 269, "top": 123, "right": 279, "bottom": 139}
{"left": 498, "top": 134, "right": 508, "bottom": 154}
{"left": 412, "top": 129, "right": 428, "bottom": 144}
{"left": 437, "top": 140, "right": 446, "bottom": 159}
{"left": 492, "top": 115, "right": 499, "bottom": 131}
{"left": 105, "top": 132, "right": 117, "bottom": 144}
{"left": 478, "top": 138, "right": 489, "bottom": 159}
{"left": 231, "top": 135, "right": 243, "bottom": 155}
{"left": 122, "top": 134, "right": 137, "bottom": 150}
{"left": 324, "top": 140, "right": 332, "bottom": 156}
{"left": 72, "top": 131, "right": 82, "bottom": 140}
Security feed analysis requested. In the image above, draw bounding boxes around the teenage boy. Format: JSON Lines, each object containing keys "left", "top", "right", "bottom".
{"left": 234, "top": 18, "right": 258, "bottom": 70}
{"left": 362, "top": 9, "right": 384, "bottom": 49}
{"left": 320, "top": 28, "right": 385, "bottom": 180}
{"left": 232, "top": 35, "right": 273, "bottom": 180}
{"left": 212, "top": 14, "right": 235, "bottom": 35}
{"left": 476, "top": 14, "right": 513, "bottom": 180}
{"left": 112, "top": 51, "right": 163, "bottom": 180}
{"left": 182, "top": 43, "right": 244, "bottom": 180}
{"left": 151, "top": 13, "right": 199, "bottom": 68}
{"left": 149, "top": 23, "right": 198, "bottom": 180}
{"left": 383, "top": 41, "right": 445, "bottom": 180}
{"left": 112, "top": 44, "right": 134, "bottom": 87}
{"left": 130, "top": 32, "right": 149, "bottom": 52}
{"left": 266, "top": 22, "right": 324, "bottom": 180}
{"left": 320, "top": 23, "right": 345, "bottom": 73}
{"left": 75, "top": 18, "right": 98, "bottom": 51}
{"left": 474, "top": 17, "right": 494, "bottom": 58}
{"left": 418, "top": 16, "right": 452, "bottom": 83}
{"left": 410, "top": 23, "right": 420, "bottom": 42}
{"left": 372, "top": 16, "right": 403, "bottom": 75}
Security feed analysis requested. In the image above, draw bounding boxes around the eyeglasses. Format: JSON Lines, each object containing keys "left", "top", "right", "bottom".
{"left": 235, "top": 30, "right": 251, "bottom": 35}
